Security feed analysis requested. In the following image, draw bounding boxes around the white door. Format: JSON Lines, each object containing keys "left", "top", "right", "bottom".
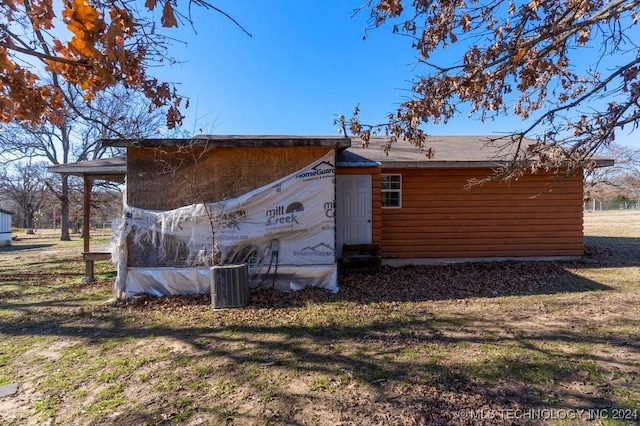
{"left": 336, "top": 174, "right": 372, "bottom": 257}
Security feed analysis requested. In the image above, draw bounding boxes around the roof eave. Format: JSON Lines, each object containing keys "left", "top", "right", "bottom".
{"left": 336, "top": 161, "right": 382, "bottom": 167}
{"left": 380, "top": 158, "right": 616, "bottom": 169}
{"left": 102, "top": 135, "right": 352, "bottom": 149}
{"left": 47, "top": 166, "right": 126, "bottom": 176}
{"left": 381, "top": 161, "right": 510, "bottom": 168}
{"left": 48, "top": 160, "right": 126, "bottom": 182}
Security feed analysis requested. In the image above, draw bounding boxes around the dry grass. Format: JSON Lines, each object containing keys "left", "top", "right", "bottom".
{"left": 0, "top": 215, "right": 639, "bottom": 425}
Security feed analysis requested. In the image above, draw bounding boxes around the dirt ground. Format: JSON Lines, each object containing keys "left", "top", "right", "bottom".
{"left": 0, "top": 212, "right": 639, "bottom": 425}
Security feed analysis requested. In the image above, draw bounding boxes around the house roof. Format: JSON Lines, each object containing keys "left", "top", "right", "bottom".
{"left": 47, "top": 156, "right": 126, "bottom": 182}
{"left": 344, "top": 135, "right": 615, "bottom": 168}
{"left": 0, "top": 208, "right": 15, "bottom": 215}
{"left": 101, "top": 135, "right": 352, "bottom": 149}
{"left": 49, "top": 135, "right": 614, "bottom": 178}
{"left": 336, "top": 149, "right": 381, "bottom": 167}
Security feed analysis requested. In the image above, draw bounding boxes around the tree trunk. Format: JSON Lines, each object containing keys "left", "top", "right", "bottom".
{"left": 60, "top": 175, "right": 71, "bottom": 241}
{"left": 21, "top": 197, "right": 29, "bottom": 228}
{"left": 26, "top": 208, "right": 34, "bottom": 229}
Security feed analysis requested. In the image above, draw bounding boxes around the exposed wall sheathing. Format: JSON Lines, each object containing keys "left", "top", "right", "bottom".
{"left": 380, "top": 168, "right": 584, "bottom": 259}
{"left": 127, "top": 146, "right": 333, "bottom": 210}
{"left": 116, "top": 151, "right": 339, "bottom": 296}
{"left": 126, "top": 146, "right": 333, "bottom": 267}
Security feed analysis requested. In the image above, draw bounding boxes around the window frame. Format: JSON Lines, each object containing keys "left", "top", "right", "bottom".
{"left": 381, "top": 174, "right": 402, "bottom": 209}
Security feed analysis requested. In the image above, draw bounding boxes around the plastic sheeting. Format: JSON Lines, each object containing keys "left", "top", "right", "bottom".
{"left": 124, "top": 265, "right": 338, "bottom": 297}
{"left": 112, "top": 152, "right": 338, "bottom": 298}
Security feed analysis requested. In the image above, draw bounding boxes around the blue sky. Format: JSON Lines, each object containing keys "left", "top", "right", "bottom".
{"left": 154, "top": 1, "right": 639, "bottom": 148}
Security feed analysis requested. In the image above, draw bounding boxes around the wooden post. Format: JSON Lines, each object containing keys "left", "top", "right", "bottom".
{"left": 83, "top": 175, "right": 94, "bottom": 283}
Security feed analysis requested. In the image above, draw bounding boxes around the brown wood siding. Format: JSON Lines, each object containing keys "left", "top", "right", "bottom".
{"left": 380, "top": 168, "right": 584, "bottom": 259}
{"left": 127, "top": 146, "right": 333, "bottom": 210}
{"left": 336, "top": 167, "right": 382, "bottom": 245}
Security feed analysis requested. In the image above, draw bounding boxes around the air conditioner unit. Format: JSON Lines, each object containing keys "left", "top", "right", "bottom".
{"left": 211, "top": 264, "right": 249, "bottom": 309}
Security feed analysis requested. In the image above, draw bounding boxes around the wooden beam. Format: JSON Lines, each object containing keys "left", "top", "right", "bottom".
{"left": 83, "top": 176, "right": 94, "bottom": 283}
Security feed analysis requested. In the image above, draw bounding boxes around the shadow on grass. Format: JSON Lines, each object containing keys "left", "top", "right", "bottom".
{"left": 18, "top": 258, "right": 90, "bottom": 269}
{"left": 0, "top": 271, "right": 84, "bottom": 281}
{"left": 1, "top": 309, "right": 637, "bottom": 424}
{"left": 583, "top": 236, "right": 640, "bottom": 267}
{"left": 0, "top": 234, "right": 638, "bottom": 423}
{"left": 0, "top": 247, "right": 636, "bottom": 423}
{"left": 0, "top": 297, "right": 98, "bottom": 310}
{"left": 0, "top": 243, "right": 55, "bottom": 252}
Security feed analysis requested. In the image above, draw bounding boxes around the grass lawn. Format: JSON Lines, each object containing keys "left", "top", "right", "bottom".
{"left": 0, "top": 212, "right": 639, "bottom": 425}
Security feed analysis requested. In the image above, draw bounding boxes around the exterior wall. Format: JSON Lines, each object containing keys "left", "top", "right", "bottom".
{"left": 336, "top": 167, "right": 382, "bottom": 245}
{"left": 127, "top": 146, "right": 335, "bottom": 210}
{"left": 380, "top": 168, "right": 584, "bottom": 259}
{"left": 0, "top": 211, "right": 12, "bottom": 246}
{"left": 125, "top": 146, "right": 336, "bottom": 267}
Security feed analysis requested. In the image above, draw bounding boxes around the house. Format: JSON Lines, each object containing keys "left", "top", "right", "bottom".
{"left": 69, "top": 135, "right": 612, "bottom": 297}
{"left": 0, "top": 208, "right": 14, "bottom": 246}
{"left": 338, "top": 136, "right": 614, "bottom": 263}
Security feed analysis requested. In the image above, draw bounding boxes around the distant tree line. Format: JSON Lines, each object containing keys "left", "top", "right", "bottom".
{"left": 585, "top": 144, "right": 640, "bottom": 207}
{"left": 0, "top": 161, "right": 122, "bottom": 232}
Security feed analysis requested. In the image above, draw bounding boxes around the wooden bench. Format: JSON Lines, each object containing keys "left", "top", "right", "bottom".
{"left": 83, "top": 251, "right": 112, "bottom": 261}
{"left": 82, "top": 251, "right": 112, "bottom": 282}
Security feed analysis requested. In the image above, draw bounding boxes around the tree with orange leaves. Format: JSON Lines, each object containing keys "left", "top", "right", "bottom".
{"left": 0, "top": 0, "right": 247, "bottom": 240}
{"left": 0, "top": 0, "right": 247, "bottom": 129}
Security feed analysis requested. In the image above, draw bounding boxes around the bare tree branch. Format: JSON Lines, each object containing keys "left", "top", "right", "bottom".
{"left": 345, "top": 0, "right": 640, "bottom": 184}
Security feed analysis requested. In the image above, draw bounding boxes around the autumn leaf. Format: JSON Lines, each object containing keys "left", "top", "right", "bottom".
{"left": 145, "top": 0, "right": 157, "bottom": 11}
{"left": 63, "top": 0, "right": 104, "bottom": 34}
{"left": 25, "top": 1, "right": 55, "bottom": 29}
{"left": 105, "top": 23, "right": 124, "bottom": 61}
{"left": 68, "top": 37, "right": 102, "bottom": 59}
{"left": 375, "top": 0, "right": 403, "bottom": 17}
{"left": 51, "top": 39, "right": 68, "bottom": 55}
{"left": 460, "top": 14, "right": 472, "bottom": 31}
{"left": 512, "top": 48, "right": 526, "bottom": 63}
{"left": 425, "top": 147, "right": 434, "bottom": 158}
{"left": 44, "top": 58, "right": 65, "bottom": 74}
{"left": 577, "top": 28, "right": 591, "bottom": 46}
{"left": 161, "top": 1, "right": 178, "bottom": 27}
{"left": 0, "top": 49, "right": 16, "bottom": 72}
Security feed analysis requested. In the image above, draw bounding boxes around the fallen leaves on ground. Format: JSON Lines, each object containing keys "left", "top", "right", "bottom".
{"left": 126, "top": 258, "right": 598, "bottom": 314}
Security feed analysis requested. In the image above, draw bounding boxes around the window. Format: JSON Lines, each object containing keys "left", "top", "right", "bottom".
{"left": 381, "top": 174, "right": 401, "bottom": 208}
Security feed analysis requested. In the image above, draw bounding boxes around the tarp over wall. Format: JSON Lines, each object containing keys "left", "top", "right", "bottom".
{"left": 112, "top": 152, "right": 338, "bottom": 297}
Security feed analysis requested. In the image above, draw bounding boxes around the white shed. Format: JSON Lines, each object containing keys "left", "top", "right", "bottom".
{"left": 0, "top": 208, "right": 14, "bottom": 246}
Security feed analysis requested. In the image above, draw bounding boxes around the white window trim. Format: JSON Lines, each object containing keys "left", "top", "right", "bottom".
{"left": 382, "top": 174, "right": 402, "bottom": 209}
